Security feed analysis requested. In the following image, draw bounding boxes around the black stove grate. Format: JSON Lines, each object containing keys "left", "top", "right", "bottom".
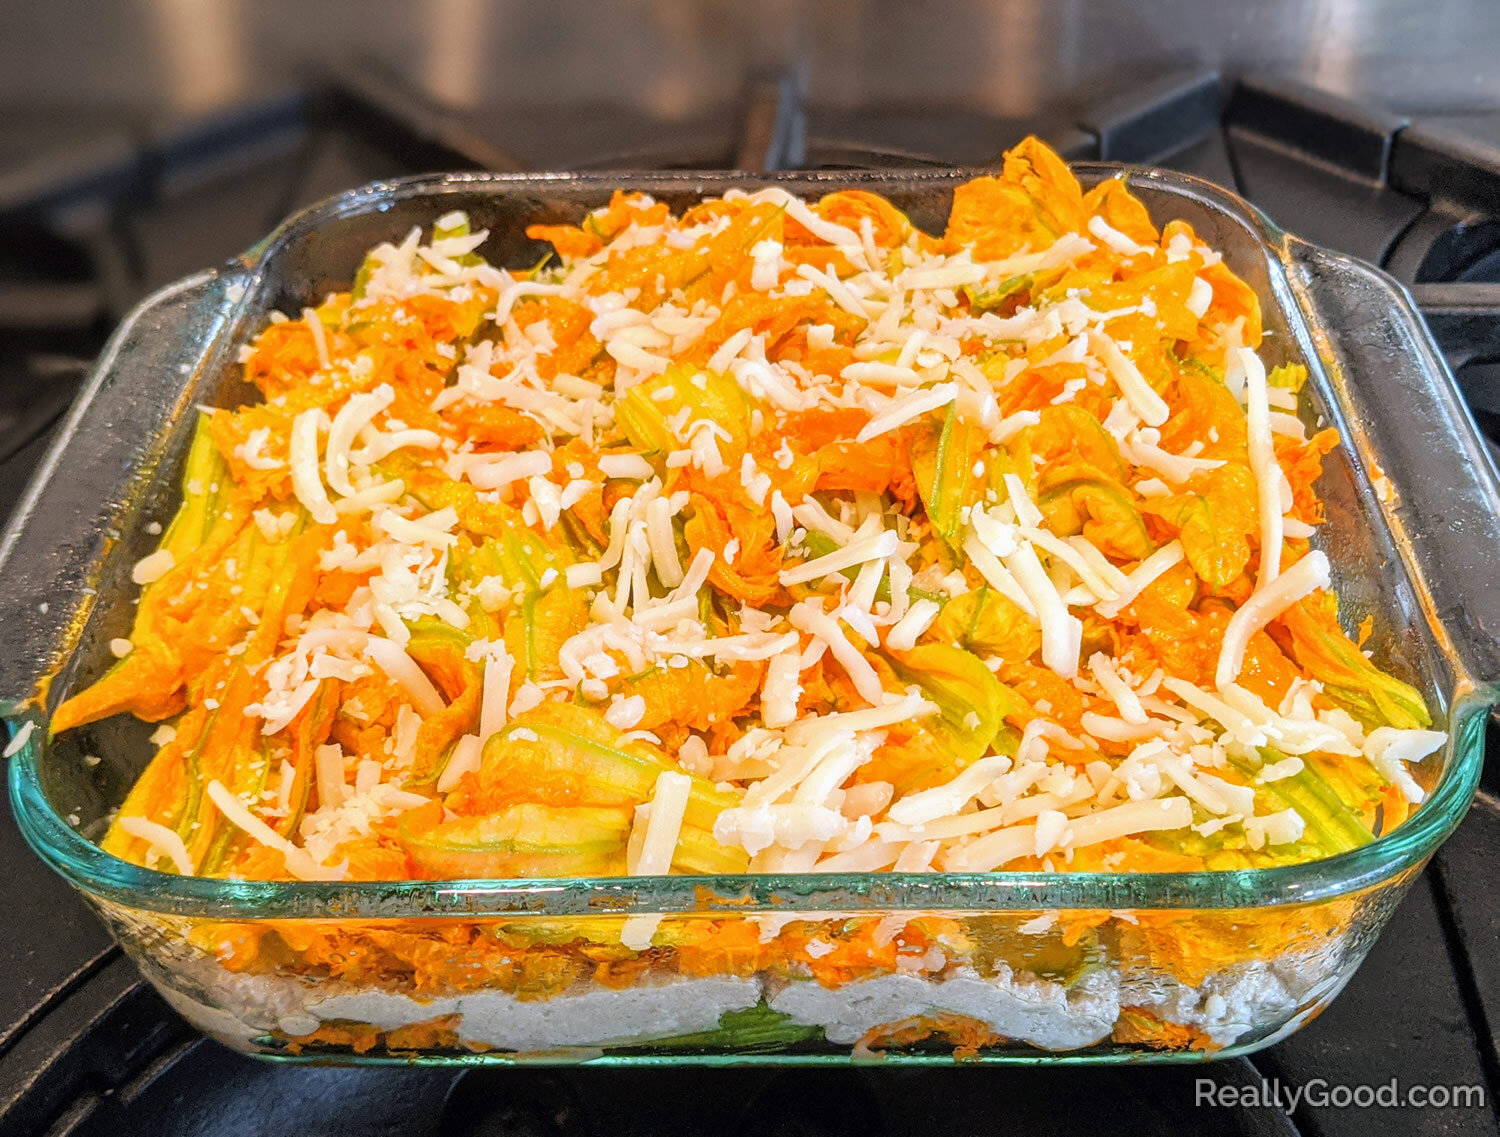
{"left": 0, "top": 67, "right": 1498, "bottom": 1137}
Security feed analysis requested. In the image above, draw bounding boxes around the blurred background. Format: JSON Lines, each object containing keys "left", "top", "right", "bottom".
{"left": 4, "top": 4, "right": 1500, "bottom": 1136}
{"left": 10, "top": 0, "right": 1500, "bottom": 118}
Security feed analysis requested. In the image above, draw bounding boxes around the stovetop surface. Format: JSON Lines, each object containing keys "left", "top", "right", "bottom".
{"left": 0, "top": 67, "right": 1498, "bottom": 1137}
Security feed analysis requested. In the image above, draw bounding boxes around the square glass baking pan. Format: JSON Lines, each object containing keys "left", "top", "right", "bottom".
{"left": 2, "top": 166, "right": 1498, "bottom": 1065}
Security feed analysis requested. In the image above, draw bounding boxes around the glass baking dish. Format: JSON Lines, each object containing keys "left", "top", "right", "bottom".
{"left": 3, "top": 166, "right": 1498, "bottom": 1065}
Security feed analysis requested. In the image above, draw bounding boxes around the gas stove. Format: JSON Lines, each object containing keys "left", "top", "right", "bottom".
{"left": 1, "top": 67, "right": 1497, "bottom": 1137}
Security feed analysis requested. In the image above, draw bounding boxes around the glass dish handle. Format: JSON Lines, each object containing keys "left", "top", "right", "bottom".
{"left": 1287, "top": 237, "right": 1500, "bottom": 698}
{"left": 0, "top": 268, "right": 249, "bottom": 719}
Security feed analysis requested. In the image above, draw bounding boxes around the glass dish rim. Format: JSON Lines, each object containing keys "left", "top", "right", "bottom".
{"left": 3, "top": 163, "right": 1491, "bottom": 921}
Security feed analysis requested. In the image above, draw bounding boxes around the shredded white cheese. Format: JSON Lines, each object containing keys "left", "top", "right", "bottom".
{"left": 1004, "top": 541, "right": 1081, "bottom": 679}
{"left": 1215, "top": 551, "right": 1330, "bottom": 688}
{"left": 1096, "top": 541, "right": 1184, "bottom": 619}
{"left": 438, "top": 734, "right": 483, "bottom": 794}
{"left": 1364, "top": 727, "right": 1446, "bottom": 803}
{"left": 288, "top": 409, "right": 337, "bottom": 524}
{"left": 205, "top": 780, "right": 344, "bottom": 881}
{"left": 325, "top": 384, "right": 394, "bottom": 497}
{"left": 779, "top": 523, "right": 898, "bottom": 586}
{"left": 1088, "top": 329, "right": 1169, "bottom": 426}
{"left": 856, "top": 384, "right": 958, "bottom": 442}
{"left": 884, "top": 599, "right": 940, "bottom": 652}
{"left": 302, "top": 307, "right": 330, "bottom": 370}
{"left": 761, "top": 651, "right": 804, "bottom": 728}
{"left": 364, "top": 637, "right": 446, "bottom": 715}
{"left": 118, "top": 816, "right": 195, "bottom": 875}
{"left": 3, "top": 720, "right": 35, "bottom": 758}
{"left": 1087, "top": 214, "right": 1152, "bottom": 258}
{"left": 1240, "top": 347, "right": 1284, "bottom": 588}
{"left": 621, "top": 770, "right": 693, "bottom": 949}
{"left": 599, "top": 453, "right": 655, "bottom": 480}
{"left": 131, "top": 549, "right": 176, "bottom": 586}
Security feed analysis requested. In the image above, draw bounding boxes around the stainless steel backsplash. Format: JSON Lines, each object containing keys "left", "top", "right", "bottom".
{"left": 8, "top": 0, "right": 1500, "bottom": 117}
